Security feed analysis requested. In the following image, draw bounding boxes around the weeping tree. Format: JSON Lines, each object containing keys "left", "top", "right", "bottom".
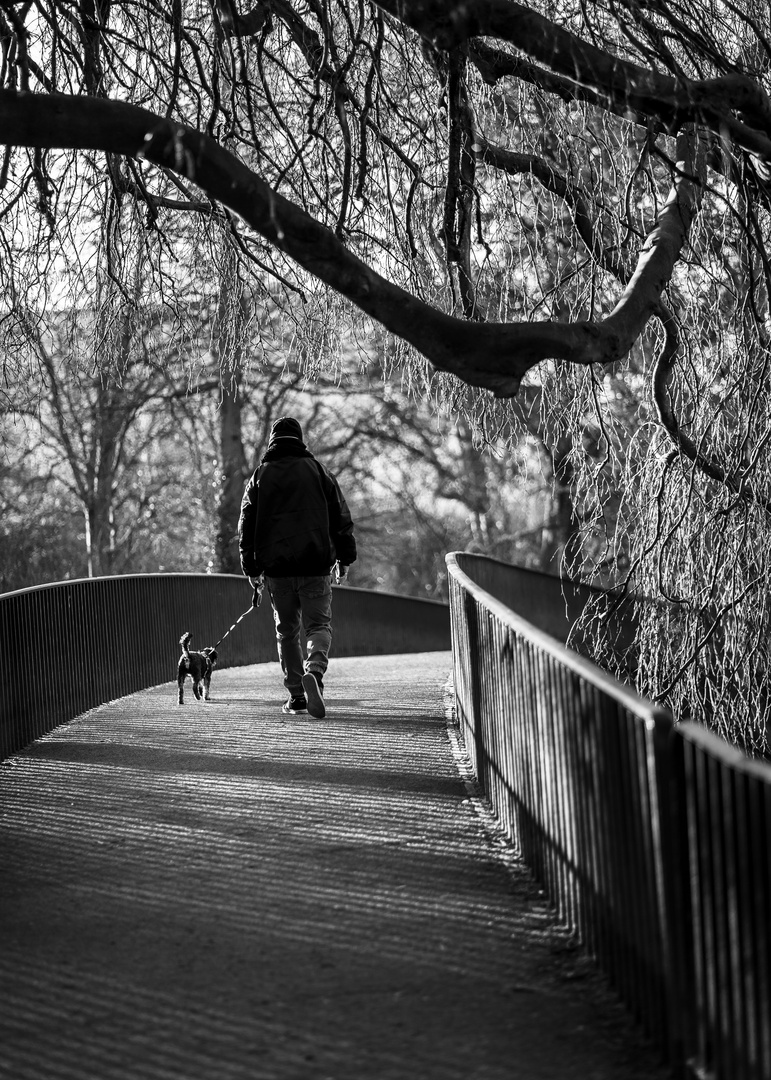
{"left": 3, "top": 0, "right": 771, "bottom": 750}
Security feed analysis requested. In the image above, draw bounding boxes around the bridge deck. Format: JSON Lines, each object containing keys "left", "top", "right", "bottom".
{"left": 1, "top": 652, "right": 662, "bottom": 1079}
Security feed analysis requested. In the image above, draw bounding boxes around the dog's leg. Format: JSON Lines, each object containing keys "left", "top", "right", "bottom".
{"left": 204, "top": 673, "right": 211, "bottom": 701}
{"left": 178, "top": 664, "right": 186, "bottom": 705}
{"left": 193, "top": 679, "right": 202, "bottom": 700}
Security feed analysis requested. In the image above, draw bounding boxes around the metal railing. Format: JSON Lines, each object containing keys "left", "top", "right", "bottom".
{"left": 0, "top": 573, "right": 449, "bottom": 761}
{"left": 447, "top": 552, "right": 771, "bottom": 1080}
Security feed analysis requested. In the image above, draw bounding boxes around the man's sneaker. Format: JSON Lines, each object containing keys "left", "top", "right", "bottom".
{"left": 301, "top": 672, "right": 325, "bottom": 718}
{"left": 282, "top": 694, "right": 307, "bottom": 714}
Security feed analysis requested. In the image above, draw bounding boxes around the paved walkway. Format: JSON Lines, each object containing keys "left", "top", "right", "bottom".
{"left": 1, "top": 653, "right": 665, "bottom": 1079}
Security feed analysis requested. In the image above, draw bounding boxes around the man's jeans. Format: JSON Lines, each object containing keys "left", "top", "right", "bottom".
{"left": 266, "top": 575, "right": 333, "bottom": 695}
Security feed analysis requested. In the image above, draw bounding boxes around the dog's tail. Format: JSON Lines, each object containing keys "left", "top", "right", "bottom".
{"left": 180, "top": 631, "right": 192, "bottom": 657}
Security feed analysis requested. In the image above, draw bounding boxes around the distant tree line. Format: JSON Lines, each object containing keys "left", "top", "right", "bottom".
{"left": 0, "top": 312, "right": 575, "bottom": 598}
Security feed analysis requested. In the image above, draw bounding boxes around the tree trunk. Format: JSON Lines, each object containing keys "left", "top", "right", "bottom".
{"left": 214, "top": 375, "right": 247, "bottom": 573}
{"left": 212, "top": 238, "right": 249, "bottom": 574}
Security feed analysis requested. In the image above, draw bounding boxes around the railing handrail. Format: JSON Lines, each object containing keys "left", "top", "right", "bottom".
{"left": 0, "top": 571, "right": 247, "bottom": 599}
{"left": 0, "top": 571, "right": 450, "bottom": 608}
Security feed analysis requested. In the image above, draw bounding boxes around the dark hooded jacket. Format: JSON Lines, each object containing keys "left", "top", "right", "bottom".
{"left": 238, "top": 439, "right": 357, "bottom": 578}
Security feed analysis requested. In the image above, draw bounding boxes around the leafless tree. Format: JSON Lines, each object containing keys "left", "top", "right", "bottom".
{"left": 4, "top": 0, "right": 771, "bottom": 747}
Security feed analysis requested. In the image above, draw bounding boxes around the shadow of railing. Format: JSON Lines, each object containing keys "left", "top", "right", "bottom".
{"left": 0, "top": 573, "right": 449, "bottom": 760}
{"left": 447, "top": 552, "right": 771, "bottom": 1080}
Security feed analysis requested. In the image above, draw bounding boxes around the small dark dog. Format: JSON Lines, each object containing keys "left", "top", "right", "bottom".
{"left": 177, "top": 631, "right": 218, "bottom": 704}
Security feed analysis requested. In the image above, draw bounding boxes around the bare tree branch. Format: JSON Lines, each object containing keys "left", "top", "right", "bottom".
{"left": 0, "top": 89, "right": 702, "bottom": 397}
{"left": 375, "top": 0, "right": 771, "bottom": 160}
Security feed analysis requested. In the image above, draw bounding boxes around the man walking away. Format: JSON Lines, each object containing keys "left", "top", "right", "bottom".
{"left": 238, "top": 416, "right": 357, "bottom": 718}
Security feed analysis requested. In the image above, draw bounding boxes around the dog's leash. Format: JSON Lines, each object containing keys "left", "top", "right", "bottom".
{"left": 213, "top": 580, "right": 263, "bottom": 649}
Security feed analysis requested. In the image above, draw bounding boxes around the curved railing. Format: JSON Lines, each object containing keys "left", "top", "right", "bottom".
{"left": 447, "top": 552, "right": 771, "bottom": 1080}
{"left": 0, "top": 573, "right": 449, "bottom": 760}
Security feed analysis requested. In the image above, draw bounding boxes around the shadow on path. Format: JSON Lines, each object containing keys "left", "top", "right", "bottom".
{"left": 0, "top": 652, "right": 664, "bottom": 1079}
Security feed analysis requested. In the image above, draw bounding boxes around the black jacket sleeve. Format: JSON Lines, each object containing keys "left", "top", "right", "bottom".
{"left": 322, "top": 468, "right": 357, "bottom": 567}
{"left": 238, "top": 471, "right": 261, "bottom": 577}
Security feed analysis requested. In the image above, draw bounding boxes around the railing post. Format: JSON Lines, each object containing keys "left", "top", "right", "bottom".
{"left": 653, "top": 710, "right": 689, "bottom": 1076}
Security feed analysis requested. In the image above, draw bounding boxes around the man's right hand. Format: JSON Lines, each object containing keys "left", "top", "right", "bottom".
{"left": 250, "top": 575, "right": 265, "bottom": 607}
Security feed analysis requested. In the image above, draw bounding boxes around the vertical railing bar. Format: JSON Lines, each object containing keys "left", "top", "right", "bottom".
{"left": 528, "top": 639, "right": 547, "bottom": 885}
{"left": 544, "top": 653, "right": 565, "bottom": 926}
{"left": 632, "top": 713, "right": 665, "bottom": 1046}
{"left": 544, "top": 651, "right": 568, "bottom": 925}
{"left": 760, "top": 787, "right": 771, "bottom": 1078}
{"left": 635, "top": 711, "right": 665, "bottom": 1039}
{"left": 527, "top": 640, "right": 546, "bottom": 887}
{"left": 710, "top": 753, "right": 731, "bottom": 1078}
{"left": 511, "top": 633, "right": 530, "bottom": 863}
{"left": 511, "top": 629, "right": 530, "bottom": 860}
{"left": 722, "top": 764, "right": 746, "bottom": 1080}
{"left": 625, "top": 717, "right": 649, "bottom": 1025}
{"left": 567, "top": 670, "right": 590, "bottom": 951}
{"left": 557, "top": 660, "right": 581, "bottom": 937}
{"left": 732, "top": 771, "right": 754, "bottom": 1080}
{"left": 500, "top": 618, "right": 516, "bottom": 840}
{"left": 665, "top": 727, "right": 692, "bottom": 1076}
{"left": 700, "top": 747, "right": 719, "bottom": 1076}
{"left": 582, "top": 681, "right": 606, "bottom": 965}
{"left": 689, "top": 742, "right": 710, "bottom": 1076}
{"left": 500, "top": 623, "right": 516, "bottom": 841}
{"left": 609, "top": 705, "right": 638, "bottom": 1011}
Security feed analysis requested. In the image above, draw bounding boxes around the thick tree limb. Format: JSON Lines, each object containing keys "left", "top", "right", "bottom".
{"left": 652, "top": 307, "right": 733, "bottom": 486}
{"left": 468, "top": 40, "right": 652, "bottom": 126}
{"left": 0, "top": 89, "right": 698, "bottom": 396}
{"left": 376, "top": 0, "right": 771, "bottom": 160}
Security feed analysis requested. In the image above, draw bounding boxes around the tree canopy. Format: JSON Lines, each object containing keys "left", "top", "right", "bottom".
{"left": 4, "top": 0, "right": 771, "bottom": 751}
{"left": 3, "top": 1, "right": 766, "bottom": 388}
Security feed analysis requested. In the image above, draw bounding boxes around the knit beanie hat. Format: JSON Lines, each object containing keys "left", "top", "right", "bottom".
{"left": 269, "top": 416, "right": 303, "bottom": 443}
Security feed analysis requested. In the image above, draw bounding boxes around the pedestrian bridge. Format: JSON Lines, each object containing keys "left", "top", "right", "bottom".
{"left": 1, "top": 560, "right": 768, "bottom": 1080}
